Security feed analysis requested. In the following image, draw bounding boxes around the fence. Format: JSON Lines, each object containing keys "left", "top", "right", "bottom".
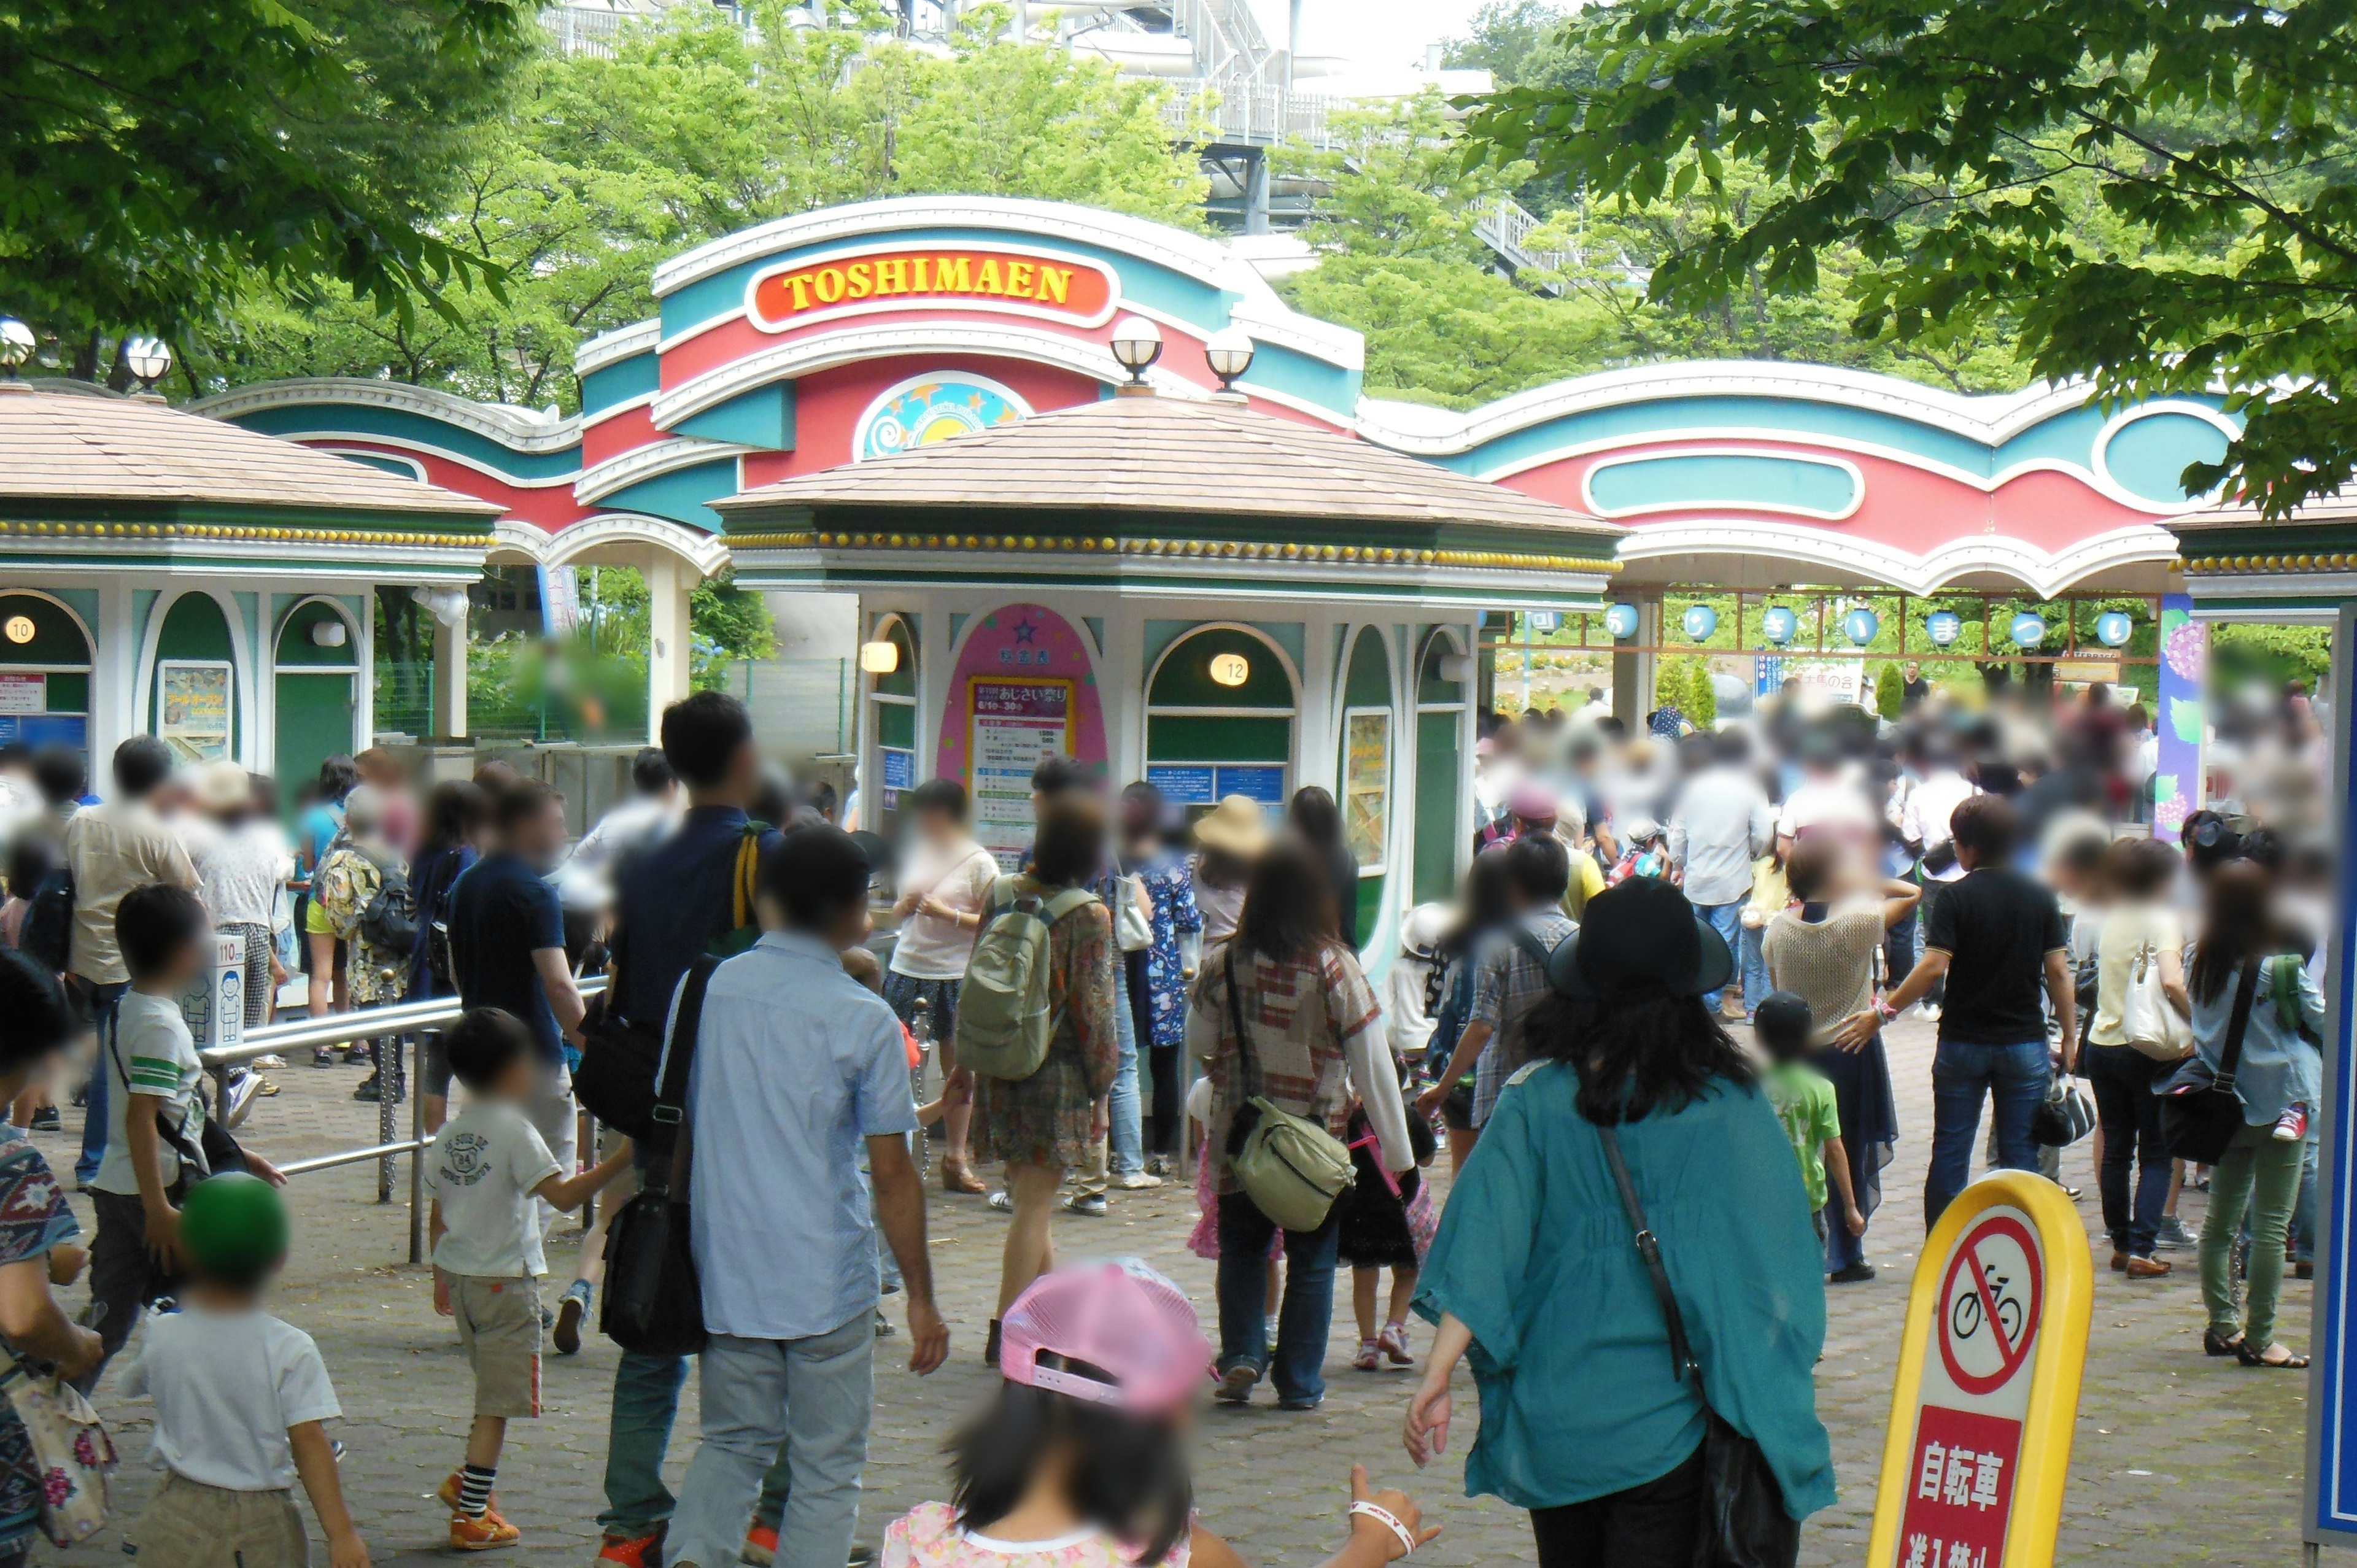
{"left": 707, "top": 656, "right": 859, "bottom": 757}
{"left": 203, "top": 979, "right": 607, "bottom": 1266}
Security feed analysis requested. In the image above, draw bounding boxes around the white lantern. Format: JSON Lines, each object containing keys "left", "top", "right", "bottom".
{"left": 1108, "top": 317, "right": 1163, "bottom": 383}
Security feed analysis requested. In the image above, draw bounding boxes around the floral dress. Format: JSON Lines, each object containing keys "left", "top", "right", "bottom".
{"left": 314, "top": 843, "right": 410, "bottom": 1008}
{"left": 969, "top": 880, "right": 1118, "bottom": 1171}
{"left": 884, "top": 1501, "right": 1190, "bottom": 1568}
{"left": 1133, "top": 850, "right": 1199, "bottom": 1052}
{"left": 0, "top": 1134, "right": 81, "bottom": 1561}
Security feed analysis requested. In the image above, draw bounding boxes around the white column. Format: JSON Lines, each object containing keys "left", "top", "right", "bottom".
{"left": 91, "top": 575, "right": 139, "bottom": 765}
{"left": 1297, "top": 609, "right": 1339, "bottom": 792}
{"left": 1093, "top": 601, "right": 1146, "bottom": 787}
{"left": 433, "top": 603, "right": 468, "bottom": 741}
{"left": 916, "top": 596, "right": 952, "bottom": 782}
{"left": 646, "top": 552, "right": 694, "bottom": 728}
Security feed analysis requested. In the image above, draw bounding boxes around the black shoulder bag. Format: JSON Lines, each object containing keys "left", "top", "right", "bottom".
{"left": 101, "top": 1010, "right": 247, "bottom": 1203}
{"left": 1596, "top": 1122, "right": 1800, "bottom": 1568}
{"left": 2159, "top": 956, "right": 2262, "bottom": 1166}
{"left": 599, "top": 954, "right": 720, "bottom": 1357}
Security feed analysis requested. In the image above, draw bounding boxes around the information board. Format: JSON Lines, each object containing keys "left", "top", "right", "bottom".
{"left": 970, "top": 679, "right": 1071, "bottom": 870}
{"left": 1344, "top": 709, "right": 1390, "bottom": 870}
{"left": 0, "top": 674, "right": 42, "bottom": 716}
{"left": 880, "top": 745, "right": 916, "bottom": 813}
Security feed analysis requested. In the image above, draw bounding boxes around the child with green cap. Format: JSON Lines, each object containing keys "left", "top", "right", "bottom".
{"left": 120, "top": 1172, "right": 366, "bottom": 1568}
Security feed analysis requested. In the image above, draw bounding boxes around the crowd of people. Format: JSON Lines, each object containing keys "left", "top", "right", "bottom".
{"left": 0, "top": 654, "right": 2332, "bottom": 1568}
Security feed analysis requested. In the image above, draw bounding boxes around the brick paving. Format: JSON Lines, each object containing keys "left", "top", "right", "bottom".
{"left": 41, "top": 1014, "right": 2310, "bottom": 1567}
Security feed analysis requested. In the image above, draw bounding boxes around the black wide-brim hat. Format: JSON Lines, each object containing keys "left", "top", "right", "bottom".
{"left": 1545, "top": 875, "right": 1735, "bottom": 1002}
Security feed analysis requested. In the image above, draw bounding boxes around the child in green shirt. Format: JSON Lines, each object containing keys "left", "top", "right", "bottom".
{"left": 1753, "top": 992, "right": 1864, "bottom": 1255}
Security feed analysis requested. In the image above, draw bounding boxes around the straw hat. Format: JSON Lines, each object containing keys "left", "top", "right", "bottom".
{"left": 194, "top": 759, "right": 251, "bottom": 814}
{"left": 1191, "top": 794, "right": 1270, "bottom": 859}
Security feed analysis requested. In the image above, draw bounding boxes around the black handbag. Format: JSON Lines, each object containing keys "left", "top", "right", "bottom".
{"left": 599, "top": 954, "right": 719, "bottom": 1358}
{"left": 573, "top": 1007, "right": 666, "bottom": 1142}
{"left": 2159, "top": 957, "right": 2262, "bottom": 1165}
{"left": 101, "top": 1010, "right": 248, "bottom": 1206}
{"left": 2030, "top": 1080, "right": 2095, "bottom": 1148}
{"left": 1596, "top": 1122, "right": 1800, "bottom": 1568}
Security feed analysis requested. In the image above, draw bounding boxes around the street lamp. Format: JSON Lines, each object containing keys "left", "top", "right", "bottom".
{"left": 123, "top": 336, "right": 172, "bottom": 392}
{"left": 1204, "top": 326, "right": 1255, "bottom": 393}
{"left": 1108, "top": 316, "right": 1163, "bottom": 386}
{"left": 0, "top": 319, "right": 32, "bottom": 379}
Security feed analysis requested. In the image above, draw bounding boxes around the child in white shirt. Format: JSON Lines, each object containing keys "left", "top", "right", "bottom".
{"left": 425, "top": 1008, "right": 632, "bottom": 1551}
{"left": 122, "top": 1173, "right": 363, "bottom": 1568}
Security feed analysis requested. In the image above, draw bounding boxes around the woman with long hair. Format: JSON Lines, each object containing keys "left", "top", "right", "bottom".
{"left": 2186, "top": 859, "right": 2322, "bottom": 1368}
{"left": 1404, "top": 877, "right": 1833, "bottom": 1567}
{"left": 1762, "top": 835, "right": 1916, "bottom": 1283}
{"left": 1287, "top": 786, "right": 1363, "bottom": 949}
{"left": 1420, "top": 851, "right": 1520, "bottom": 1173}
{"left": 1120, "top": 782, "right": 1200, "bottom": 1168}
{"left": 1191, "top": 835, "right": 1411, "bottom": 1412}
{"left": 971, "top": 793, "right": 1121, "bottom": 1366}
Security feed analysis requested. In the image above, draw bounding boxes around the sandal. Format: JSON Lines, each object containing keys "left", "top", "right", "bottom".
{"left": 1352, "top": 1339, "right": 1382, "bottom": 1372}
{"left": 2203, "top": 1327, "right": 2246, "bottom": 1358}
{"left": 2235, "top": 1341, "right": 2310, "bottom": 1369}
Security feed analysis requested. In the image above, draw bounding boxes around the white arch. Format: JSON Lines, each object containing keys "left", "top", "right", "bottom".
{"left": 1612, "top": 518, "right": 2182, "bottom": 598}
{"left": 492, "top": 515, "right": 733, "bottom": 576}
{"left": 133, "top": 587, "right": 260, "bottom": 771}
{"left": 0, "top": 589, "right": 97, "bottom": 668}
{"left": 272, "top": 595, "right": 363, "bottom": 669}
{"left": 1144, "top": 620, "right": 1304, "bottom": 713}
{"left": 1415, "top": 625, "right": 1471, "bottom": 709}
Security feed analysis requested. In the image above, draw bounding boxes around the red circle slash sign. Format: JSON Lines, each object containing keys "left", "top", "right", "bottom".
{"left": 1937, "top": 1213, "right": 2043, "bottom": 1397}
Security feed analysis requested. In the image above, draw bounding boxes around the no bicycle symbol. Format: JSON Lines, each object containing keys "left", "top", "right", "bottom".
{"left": 1937, "top": 1215, "right": 2043, "bottom": 1399}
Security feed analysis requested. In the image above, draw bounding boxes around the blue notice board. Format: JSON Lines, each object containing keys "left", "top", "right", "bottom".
{"left": 1145, "top": 763, "right": 1288, "bottom": 814}
{"left": 1145, "top": 765, "right": 1217, "bottom": 805}
{"left": 0, "top": 715, "right": 87, "bottom": 749}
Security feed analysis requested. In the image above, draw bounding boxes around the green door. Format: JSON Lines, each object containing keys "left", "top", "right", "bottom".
{"left": 1414, "top": 710, "right": 1461, "bottom": 906}
{"left": 276, "top": 672, "right": 356, "bottom": 794}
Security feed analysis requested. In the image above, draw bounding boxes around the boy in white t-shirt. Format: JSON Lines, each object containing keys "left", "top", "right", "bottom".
{"left": 425, "top": 1008, "right": 632, "bottom": 1551}
{"left": 123, "top": 1173, "right": 365, "bottom": 1568}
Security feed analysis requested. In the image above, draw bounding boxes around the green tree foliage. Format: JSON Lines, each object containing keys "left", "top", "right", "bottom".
{"left": 197, "top": 1, "right": 1204, "bottom": 406}
{"left": 1455, "top": 0, "right": 2357, "bottom": 515}
{"left": 3, "top": 0, "right": 533, "bottom": 388}
{"left": 1873, "top": 663, "right": 1904, "bottom": 720}
{"left": 1655, "top": 656, "right": 1716, "bottom": 728}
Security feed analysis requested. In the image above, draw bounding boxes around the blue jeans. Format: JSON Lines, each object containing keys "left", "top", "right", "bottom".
{"left": 601, "top": 1353, "right": 791, "bottom": 1542}
{"left": 1215, "top": 1190, "right": 1341, "bottom": 1406}
{"left": 1924, "top": 1038, "right": 2050, "bottom": 1230}
{"left": 667, "top": 1317, "right": 874, "bottom": 1568}
{"left": 1739, "top": 922, "right": 1770, "bottom": 1014}
{"left": 1109, "top": 963, "right": 1144, "bottom": 1178}
{"left": 72, "top": 979, "right": 126, "bottom": 1184}
{"left": 1697, "top": 901, "right": 1743, "bottom": 1013}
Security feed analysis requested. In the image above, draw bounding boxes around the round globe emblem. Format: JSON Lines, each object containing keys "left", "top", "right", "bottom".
{"left": 1759, "top": 606, "right": 1797, "bottom": 646}
{"left": 1925, "top": 610, "right": 1963, "bottom": 647}
{"left": 1842, "top": 608, "right": 1879, "bottom": 647}
{"left": 1603, "top": 603, "right": 1641, "bottom": 640}
{"left": 2094, "top": 610, "right": 2134, "bottom": 647}
{"left": 2010, "top": 611, "right": 2047, "bottom": 649}
{"left": 1681, "top": 604, "right": 1718, "bottom": 641}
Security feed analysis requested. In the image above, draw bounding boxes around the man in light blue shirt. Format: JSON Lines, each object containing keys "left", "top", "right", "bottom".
{"left": 667, "top": 826, "right": 945, "bottom": 1568}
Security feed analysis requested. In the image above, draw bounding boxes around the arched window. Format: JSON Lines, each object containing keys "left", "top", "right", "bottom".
{"left": 0, "top": 592, "right": 95, "bottom": 762}
{"left": 276, "top": 599, "right": 362, "bottom": 794}
{"left": 866, "top": 614, "right": 918, "bottom": 836}
{"left": 1412, "top": 627, "right": 1470, "bottom": 905}
{"left": 1143, "top": 624, "right": 1298, "bottom": 827}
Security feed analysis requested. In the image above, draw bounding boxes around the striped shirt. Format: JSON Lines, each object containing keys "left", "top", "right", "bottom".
{"left": 1469, "top": 909, "right": 1576, "bottom": 1126}
{"left": 91, "top": 991, "right": 207, "bottom": 1197}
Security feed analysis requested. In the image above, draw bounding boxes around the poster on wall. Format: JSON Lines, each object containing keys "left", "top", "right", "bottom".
{"left": 158, "top": 661, "right": 233, "bottom": 765}
{"left": 1144, "top": 763, "right": 1290, "bottom": 827}
{"left": 1343, "top": 710, "right": 1390, "bottom": 871}
{"left": 970, "top": 679, "right": 1071, "bottom": 870}
{"left": 935, "top": 605, "right": 1109, "bottom": 838}
{"left": 880, "top": 746, "right": 916, "bottom": 814}
{"left": 0, "top": 674, "right": 42, "bottom": 716}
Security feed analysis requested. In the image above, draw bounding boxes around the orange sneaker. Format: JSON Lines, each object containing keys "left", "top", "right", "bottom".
{"left": 450, "top": 1508, "right": 521, "bottom": 1551}
{"left": 743, "top": 1522, "right": 780, "bottom": 1566}
{"left": 595, "top": 1531, "right": 665, "bottom": 1568}
{"left": 437, "top": 1471, "right": 503, "bottom": 1515}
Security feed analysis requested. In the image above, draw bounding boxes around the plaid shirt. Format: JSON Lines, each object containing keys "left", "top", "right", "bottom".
{"left": 1194, "top": 942, "right": 1384, "bottom": 1197}
{"left": 1469, "top": 908, "right": 1576, "bottom": 1126}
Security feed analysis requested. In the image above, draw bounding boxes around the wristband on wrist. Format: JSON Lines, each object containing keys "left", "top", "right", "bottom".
{"left": 1349, "top": 1500, "right": 1418, "bottom": 1558}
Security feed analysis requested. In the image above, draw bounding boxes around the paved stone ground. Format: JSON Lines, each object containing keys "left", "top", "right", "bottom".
{"left": 41, "top": 1013, "right": 2311, "bottom": 1567}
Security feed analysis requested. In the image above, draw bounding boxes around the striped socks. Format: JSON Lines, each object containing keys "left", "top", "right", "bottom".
{"left": 458, "top": 1464, "right": 496, "bottom": 1520}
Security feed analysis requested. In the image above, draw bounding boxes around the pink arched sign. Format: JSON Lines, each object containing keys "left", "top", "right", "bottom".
{"left": 935, "top": 603, "right": 1108, "bottom": 868}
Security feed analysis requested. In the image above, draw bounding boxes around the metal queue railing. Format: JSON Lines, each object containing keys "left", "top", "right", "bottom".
{"left": 199, "top": 978, "right": 608, "bottom": 1266}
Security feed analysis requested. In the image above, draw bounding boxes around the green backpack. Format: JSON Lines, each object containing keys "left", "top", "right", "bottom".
{"left": 954, "top": 878, "right": 1099, "bottom": 1081}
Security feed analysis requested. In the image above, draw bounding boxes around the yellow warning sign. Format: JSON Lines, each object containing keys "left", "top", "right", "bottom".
{"left": 1866, "top": 1171, "right": 2093, "bottom": 1568}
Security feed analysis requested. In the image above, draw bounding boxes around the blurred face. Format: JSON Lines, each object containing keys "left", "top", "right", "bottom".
{"left": 508, "top": 800, "right": 569, "bottom": 868}
{"left": 915, "top": 804, "right": 959, "bottom": 846}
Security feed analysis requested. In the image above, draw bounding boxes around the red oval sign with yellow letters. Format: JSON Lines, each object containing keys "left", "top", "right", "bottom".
{"left": 746, "top": 245, "right": 1120, "bottom": 333}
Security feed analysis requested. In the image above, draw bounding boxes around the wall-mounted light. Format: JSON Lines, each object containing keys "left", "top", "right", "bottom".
{"left": 1109, "top": 316, "right": 1164, "bottom": 385}
{"left": 861, "top": 639, "right": 901, "bottom": 674}
{"left": 309, "top": 619, "right": 349, "bottom": 649}
{"left": 411, "top": 585, "right": 470, "bottom": 628}
{"left": 1209, "top": 651, "right": 1250, "bottom": 687}
{"left": 1438, "top": 652, "right": 1477, "bottom": 683}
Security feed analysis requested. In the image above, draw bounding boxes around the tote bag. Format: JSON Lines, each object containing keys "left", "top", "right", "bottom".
{"left": 2115, "top": 917, "right": 2193, "bottom": 1062}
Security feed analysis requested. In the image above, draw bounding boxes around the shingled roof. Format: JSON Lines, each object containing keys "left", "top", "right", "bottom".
{"left": 716, "top": 390, "right": 1619, "bottom": 539}
{"left": 0, "top": 384, "right": 502, "bottom": 519}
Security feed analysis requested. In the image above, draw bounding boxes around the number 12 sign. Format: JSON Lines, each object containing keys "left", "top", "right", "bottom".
{"left": 1868, "top": 1173, "right": 2092, "bottom": 1568}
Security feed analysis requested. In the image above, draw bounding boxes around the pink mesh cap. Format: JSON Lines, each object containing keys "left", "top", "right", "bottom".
{"left": 999, "top": 1260, "right": 1214, "bottom": 1415}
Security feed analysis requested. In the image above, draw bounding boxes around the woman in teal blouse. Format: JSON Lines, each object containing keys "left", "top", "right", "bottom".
{"left": 1403, "top": 878, "right": 1835, "bottom": 1568}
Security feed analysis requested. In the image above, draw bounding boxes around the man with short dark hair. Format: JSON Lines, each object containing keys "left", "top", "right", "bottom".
{"left": 1857, "top": 794, "right": 2077, "bottom": 1227}
{"left": 563, "top": 746, "right": 681, "bottom": 889}
{"left": 1415, "top": 833, "right": 1575, "bottom": 1140}
{"left": 63, "top": 736, "right": 199, "bottom": 1184}
{"left": 447, "top": 781, "right": 584, "bottom": 1242}
{"left": 592, "top": 691, "right": 788, "bottom": 1568}
{"left": 665, "top": 826, "right": 944, "bottom": 1568}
